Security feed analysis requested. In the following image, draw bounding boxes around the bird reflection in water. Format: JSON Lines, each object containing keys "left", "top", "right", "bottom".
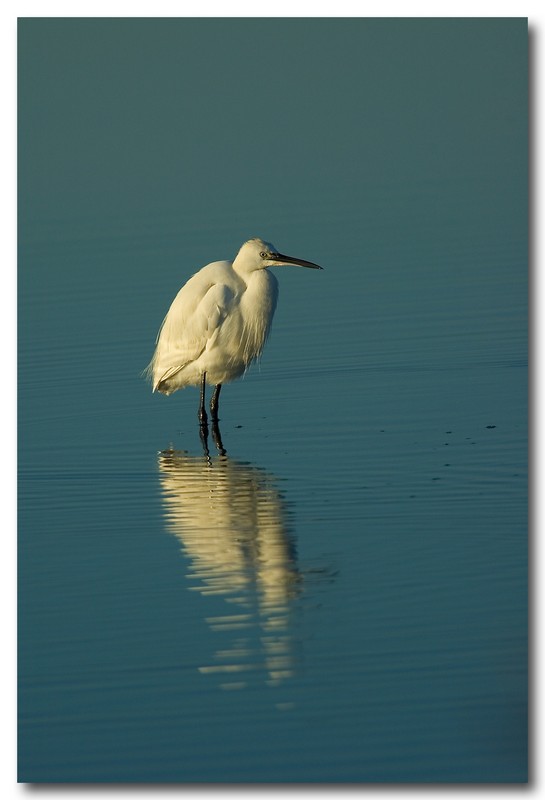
{"left": 157, "top": 425, "right": 301, "bottom": 692}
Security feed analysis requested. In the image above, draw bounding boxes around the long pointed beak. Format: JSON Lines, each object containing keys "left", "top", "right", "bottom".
{"left": 274, "top": 252, "right": 323, "bottom": 270}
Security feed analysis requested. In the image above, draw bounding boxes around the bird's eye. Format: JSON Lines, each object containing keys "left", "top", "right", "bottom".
{"left": 260, "top": 251, "right": 268, "bottom": 259}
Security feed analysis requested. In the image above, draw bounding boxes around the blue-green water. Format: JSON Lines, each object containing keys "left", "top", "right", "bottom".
{"left": 18, "top": 18, "right": 527, "bottom": 782}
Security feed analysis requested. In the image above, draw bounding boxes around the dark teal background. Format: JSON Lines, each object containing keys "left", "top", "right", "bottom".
{"left": 19, "top": 18, "right": 527, "bottom": 782}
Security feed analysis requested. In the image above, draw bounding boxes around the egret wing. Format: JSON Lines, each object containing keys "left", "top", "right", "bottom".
{"left": 150, "top": 271, "right": 236, "bottom": 390}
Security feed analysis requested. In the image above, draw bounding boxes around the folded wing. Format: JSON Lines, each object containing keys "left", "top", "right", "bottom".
{"left": 146, "top": 264, "right": 237, "bottom": 393}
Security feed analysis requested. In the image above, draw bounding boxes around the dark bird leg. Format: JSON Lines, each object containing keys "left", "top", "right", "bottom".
{"left": 198, "top": 373, "right": 208, "bottom": 427}
{"left": 210, "top": 383, "right": 222, "bottom": 422}
{"left": 199, "top": 421, "right": 211, "bottom": 459}
{"left": 211, "top": 417, "right": 226, "bottom": 456}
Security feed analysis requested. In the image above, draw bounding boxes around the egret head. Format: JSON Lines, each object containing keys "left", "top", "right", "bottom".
{"left": 234, "top": 238, "right": 323, "bottom": 273}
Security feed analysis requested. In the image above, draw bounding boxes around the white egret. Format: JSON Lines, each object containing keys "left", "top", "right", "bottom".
{"left": 146, "top": 237, "right": 323, "bottom": 425}
{"left": 146, "top": 239, "right": 322, "bottom": 426}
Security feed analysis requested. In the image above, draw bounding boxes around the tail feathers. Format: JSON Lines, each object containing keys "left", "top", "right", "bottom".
{"left": 154, "top": 363, "right": 187, "bottom": 393}
{"left": 142, "top": 357, "right": 188, "bottom": 394}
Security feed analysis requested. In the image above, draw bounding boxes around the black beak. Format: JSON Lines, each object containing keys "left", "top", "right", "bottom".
{"left": 274, "top": 252, "right": 323, "bottom": 270}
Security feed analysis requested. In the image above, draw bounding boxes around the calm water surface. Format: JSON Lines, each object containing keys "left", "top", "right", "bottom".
{"left": 18, "top": 207, "right": 527, "bottom": 782}
{"left": 18, "top": 18, "right": 527, "bottom": 783}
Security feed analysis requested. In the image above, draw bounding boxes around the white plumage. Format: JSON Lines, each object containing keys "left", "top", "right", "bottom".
{"left": 146, "top": 237, "right": 322, "bottom": 424}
